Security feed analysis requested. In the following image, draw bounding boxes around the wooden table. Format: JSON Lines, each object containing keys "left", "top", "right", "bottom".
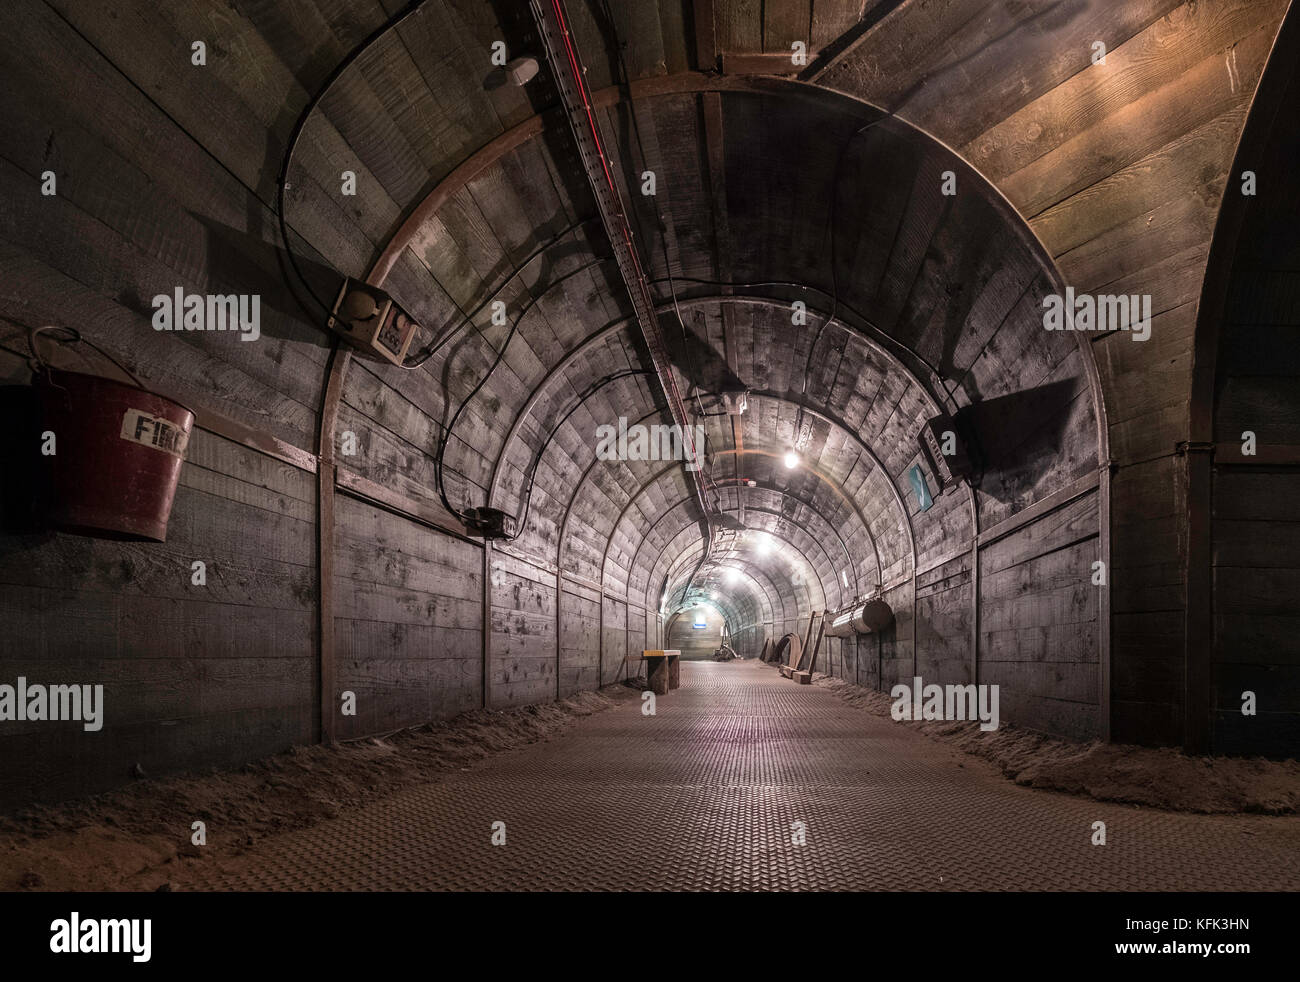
{"left": 641, "top": 649, "right": 681, "bottom": 695}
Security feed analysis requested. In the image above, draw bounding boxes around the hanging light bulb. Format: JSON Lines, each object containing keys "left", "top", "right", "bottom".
{"left": 783, "top": 449, "right": 799, "bottom": 469}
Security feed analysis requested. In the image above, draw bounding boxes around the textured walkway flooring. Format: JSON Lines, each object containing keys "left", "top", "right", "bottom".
{"left": 178, "top": 661, "right": 1300, "bottom": 891}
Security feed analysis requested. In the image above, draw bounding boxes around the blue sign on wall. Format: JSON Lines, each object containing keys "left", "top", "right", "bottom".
{"left": 908, "top": 465, "right": 933, "bottom": 512}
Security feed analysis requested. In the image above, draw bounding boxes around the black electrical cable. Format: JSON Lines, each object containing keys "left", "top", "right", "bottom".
{"left": 275, "top": 0, "right": 432, "bottom": 320}
{"left": 402, "top": 218, "right": 604, "bottom": 369}
{"left": 432, "top": 255, "right": 616, "bottom": 518}
{"left": 27, "top": 325, "right": 147, "bottom": 389}
{"left": 509, "top": 369, "right": 652, "bottom": 539}
{"left": 434, "top": 310, "right": 526, "bottom": 520}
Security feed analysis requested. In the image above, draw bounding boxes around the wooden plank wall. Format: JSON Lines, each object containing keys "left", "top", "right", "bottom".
{"left": 1212, "top": 469, "right": 1300, "bottom": 751}
{"left": 332, "top": 496, "right": 483, "bottom": 737}
{"left": 820, "top": 487, "right": 1103, "bottom": 743}
{"left": 979, "top": 493, "right": 1101, "bottom": 740}
{"left": 667, "top": 606, "right": 726, "bottom": 659}
{"left": 915, "top": 552, "right": 973, "bottom": 685}
{"left": 0, "top": 0, "right": 338, "bottom": 804}
{"left": 558, "top": 581, "right": 601, "bottom": 696}
{"left": 0, "top": 418, "right": 318, "bottom": 802}
{"left": 489, "top": 551, "right": 557, "bottom": 709}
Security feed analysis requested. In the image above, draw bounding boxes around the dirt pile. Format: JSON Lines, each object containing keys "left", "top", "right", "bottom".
{"left": 812, "top": 672, "right": 1299, "bottom": 815}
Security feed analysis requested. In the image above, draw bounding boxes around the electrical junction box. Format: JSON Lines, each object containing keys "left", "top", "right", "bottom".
{"left": 462, "top": 507, "right": 517, "bottom": 540}
{"left": 919, "top": 412, "right": 974, "bottom": 488}
{"left": 327, "top": 279, "right": 418, "bottom": 366}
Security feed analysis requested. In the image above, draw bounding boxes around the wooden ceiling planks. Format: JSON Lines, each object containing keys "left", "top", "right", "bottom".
{"left": 810, "top": 0, "right": 865, "bottom": 50}
{"left": 716, "top": 0, "right": 764, "bottom": 54}
{"left": 763, "top": 0, "right": 811, "bottom": 52}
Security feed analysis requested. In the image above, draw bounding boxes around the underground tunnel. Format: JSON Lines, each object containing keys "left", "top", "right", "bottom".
{"left": 0, "top": 0, "right": 1298, "bottom": 960}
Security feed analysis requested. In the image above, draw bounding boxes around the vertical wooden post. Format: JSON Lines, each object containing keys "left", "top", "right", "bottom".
{"left": 317, "top": 460, "right": 335, "bottom": 742}
{"left": 1098, "top": 463, "right": 1113, "bottom": 743}
{"left": 970, "top": 538, "right": 980, "bottom": 687}
{"left": 800, "top": 613, "right": 817, "bottom": 668}
{"left": 483, "top": 539, "right": 492, "bottom": 710}
{"left": 693, "top": 0, "right": 717, "bottom": 72}
{"left": 1182, "top": 445, "right": 1213, "bottom": 753}
{"left": 316, "top": 344, "right": 350, "bottom": 744}
{"left": 556, "top": 568, "right": 563, "bottom": 701}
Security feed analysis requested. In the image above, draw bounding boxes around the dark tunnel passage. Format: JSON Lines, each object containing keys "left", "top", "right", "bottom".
{"left": 0, "top": 0, "right": 1297, "bottom": 919}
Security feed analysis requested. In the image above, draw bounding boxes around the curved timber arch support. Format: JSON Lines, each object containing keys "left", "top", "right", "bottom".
{"left": 641, "top": 497, "right": 836, "bottom": 617}
{"left": 625, "top": 476, "right": 845, "bottom": 615}
{"left": 710, "top": 483, "right": 863, "bottom": 602}
{"left": 660, "top": 529, "right": 821, "bottom": 631}
{"left": 650, "top": 510, "right": 828, "bottom": 620}
{"left": 657, "top": 528, "right": 798, "bottom": 632}
{"left": 667, "top": 564, "right": 778, "bottom": 638}
{"left": 656, "top": 543, "right": 789, "bottom": 632}
{"left": 619, "top": 455, "right": 879, "bottom": 595}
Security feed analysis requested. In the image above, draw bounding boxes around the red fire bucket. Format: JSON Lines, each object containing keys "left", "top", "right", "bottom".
{"left": 35, "top": 368, "right": 195, "bottom": 542}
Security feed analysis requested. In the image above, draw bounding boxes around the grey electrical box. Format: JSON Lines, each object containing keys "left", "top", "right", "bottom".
{"left": 327, "top": 279, "right": 419, "bottom": 367}
{"left": 462, "top": 507, "right": 517, "bottom": 540}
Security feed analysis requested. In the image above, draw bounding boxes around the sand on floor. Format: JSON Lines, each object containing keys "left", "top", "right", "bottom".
{"left": 812, "top": 671, "right": 1299, "bottom": 815}
{"left": 0, "top": 684, "right": 640, "bottom": 892}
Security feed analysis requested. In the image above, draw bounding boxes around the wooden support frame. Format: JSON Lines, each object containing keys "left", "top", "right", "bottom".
{"left": 693, "top": 0, "right": 717, "bottom": 72}
{"left": 316, "top": 344, "right": 350, "bottom": 744}
{"left": 1181, "top": 9, "right": 1300, "bottom": 754}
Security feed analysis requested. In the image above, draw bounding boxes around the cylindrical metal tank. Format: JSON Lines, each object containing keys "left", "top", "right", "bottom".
{"left": 823, "top": 598, "right": 894, "bottom": 637}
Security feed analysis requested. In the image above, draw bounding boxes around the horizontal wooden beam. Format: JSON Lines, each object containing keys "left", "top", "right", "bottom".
{"left": 915, "top": 540, "right": 972, "bottom": 579}
{"left": 720, "top": 52, "right": 805, "bottom": 75}
{"left": 334, "top": 466, "right": 477, "bottom": 545}
{"left": 976, "top": 469, "right": 1101, "bottom": 549}
{"left": 187, "top": 407, "right": 318, "bottom": 474}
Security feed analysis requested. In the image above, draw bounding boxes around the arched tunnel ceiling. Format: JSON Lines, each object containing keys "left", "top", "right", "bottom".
{"left": 259, "top": 0, "right": 1252, "bottom": 629}
{"left": 335, "top": 80, "right": 1098, "bottom": 619}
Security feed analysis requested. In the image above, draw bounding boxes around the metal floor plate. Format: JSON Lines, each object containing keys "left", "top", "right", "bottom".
{"left": 175, "top": 662, "right": 1300, "bottom": 891}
